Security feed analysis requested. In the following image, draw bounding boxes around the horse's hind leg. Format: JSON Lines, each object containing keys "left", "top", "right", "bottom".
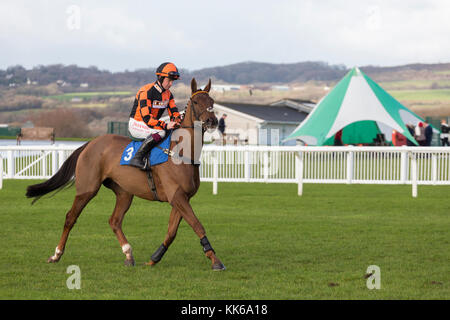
{"left": 104, "top": 179, "right": 135, "bottom": 266}
{"left": 146, "top": 207, "right": 182, "bottom": 266}
{"left": 48, "top": 190, "right": 98, "bottom": 263}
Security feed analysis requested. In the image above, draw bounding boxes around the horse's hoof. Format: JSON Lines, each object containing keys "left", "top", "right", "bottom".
{"left": 124, "top": 259, "right": 135, "bottom": 266}
{"left": 144, "top": 260, "right": 156, "bottom": 267}
{"left": 47, "top": 257, "right": 58, "bottom": 263}
{"left": 212, "top": 262, "right": 226, "bottom": 271}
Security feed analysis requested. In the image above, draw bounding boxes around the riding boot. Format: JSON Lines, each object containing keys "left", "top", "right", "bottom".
{"left": 129, "top": 134, "right": 161, "bottom": 170}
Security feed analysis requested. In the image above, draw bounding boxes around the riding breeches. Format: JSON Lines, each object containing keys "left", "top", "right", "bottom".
{"left": 128, "top": 118, "right": 166, "bottom": 139}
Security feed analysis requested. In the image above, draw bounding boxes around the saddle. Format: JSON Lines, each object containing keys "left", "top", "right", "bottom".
{"left": 120, "top": 132, "right": 173, "bottom": 168}
{"left": 120, "top": 132, "right": 173, "bottom": 201}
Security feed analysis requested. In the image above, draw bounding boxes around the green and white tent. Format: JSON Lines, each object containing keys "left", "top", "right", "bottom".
{"left": 284, "top": 67, "right": 427, "bottom": 146}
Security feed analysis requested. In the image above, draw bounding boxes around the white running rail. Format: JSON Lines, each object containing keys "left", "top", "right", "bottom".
{"left": 1, "top": 145, "right": 449, "bottom": 197}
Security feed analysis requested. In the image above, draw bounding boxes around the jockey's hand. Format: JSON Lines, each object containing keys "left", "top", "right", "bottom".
{"left": 167, "top": 121, "right": 180, "bottom": 130}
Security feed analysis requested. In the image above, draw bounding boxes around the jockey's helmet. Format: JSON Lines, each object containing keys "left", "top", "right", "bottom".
{"left": 156, "top": 62, "right": 180, "bottom": 81}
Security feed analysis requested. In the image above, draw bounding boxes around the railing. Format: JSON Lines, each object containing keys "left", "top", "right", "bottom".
{"left": 200, "top": 145, "right": 450, "bottom": 197}
{"left": 0, "top": 145, "right": 78, "bottom": 183}
{"left": 1, "top": 145, "right": 449, "bottom": 197}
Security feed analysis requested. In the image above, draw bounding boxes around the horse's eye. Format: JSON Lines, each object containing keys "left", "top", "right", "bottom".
{"left": 193, "top": 101, "right": 198, "bottom": 105}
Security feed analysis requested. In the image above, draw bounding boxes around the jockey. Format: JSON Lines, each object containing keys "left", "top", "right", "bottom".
{"left": 128, "top": 62, "right": 182, "bottom": 169}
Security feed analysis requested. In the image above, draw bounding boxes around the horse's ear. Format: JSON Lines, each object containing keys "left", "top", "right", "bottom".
{"left": 204, "top": 78, "right": 211, "bottom": 93}
{"left": 191, "top": 78, "right": 197, "bottom": 93}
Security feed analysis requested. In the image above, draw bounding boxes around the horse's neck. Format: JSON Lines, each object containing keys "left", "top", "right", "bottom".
{"left": 170, "top": 102, "right": 204, "bottom": 162}
{"left": 181, "top": 100, "right": 194, "bottom": 128}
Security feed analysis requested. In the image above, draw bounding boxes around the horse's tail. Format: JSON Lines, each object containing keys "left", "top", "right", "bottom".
{"left": 26, "top": 142, "right": 90, "bottom": 204}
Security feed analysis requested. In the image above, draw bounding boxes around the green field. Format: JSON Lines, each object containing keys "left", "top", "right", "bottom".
{"left": 46, "top": 91, "right": 132, "bottom": 102}
{"left": 380, "top": 80, "right": 450, "bottom": 90}
{"left": 0, "top": 180, "right": 449, "bottom": 299}
{"left": 389, "top": 89, "right": 450, "bottom": 101}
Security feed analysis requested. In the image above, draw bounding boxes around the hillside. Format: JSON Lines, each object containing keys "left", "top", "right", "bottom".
{"left": 2, "top": 61, "right": 450, "bottom": 88}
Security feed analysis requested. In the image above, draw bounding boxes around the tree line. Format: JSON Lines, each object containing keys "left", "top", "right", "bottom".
{"left": 0, "top": 62, "right": 350, "bottom": 88}
{"left": 2, "top": 61, "right": 450, "bottom": 88}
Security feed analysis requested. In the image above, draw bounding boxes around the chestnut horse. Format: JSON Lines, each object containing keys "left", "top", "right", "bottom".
{"left": 26, "top": 78, "right": 225, "bottom": 270}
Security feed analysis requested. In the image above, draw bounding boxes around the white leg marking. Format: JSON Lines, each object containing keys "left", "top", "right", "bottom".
{"left": 122, "top": 244, "right": 133, "bottom": 260}
{"left": 50, "top": 247, "right": 63, "bottom": 261}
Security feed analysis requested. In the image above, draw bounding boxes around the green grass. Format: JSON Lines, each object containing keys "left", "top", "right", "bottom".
{"left": 380, "top": 80, "right": 450, "bottom": 90}
{"left": 46, "top": 91, "right": 132, "bottom": 102}
{"left": 388, "top": 89, "right": 450, "bottom": 101}
{"left": 0, "top": 180, "right": 449, "bottom": 299}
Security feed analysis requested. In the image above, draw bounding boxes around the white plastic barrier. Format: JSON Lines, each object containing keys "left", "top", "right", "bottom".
{"left": 1, "top": 145, "right": 449, "bottom": 197}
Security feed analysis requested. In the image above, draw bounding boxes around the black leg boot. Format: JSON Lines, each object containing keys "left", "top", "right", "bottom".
{"left": 129, "top": 135, "right": 160, "bottom": 170}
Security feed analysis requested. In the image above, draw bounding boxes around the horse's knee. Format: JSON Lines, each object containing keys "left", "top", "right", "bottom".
{"left": 63, "top": 211, "right": 78, "bottom": 229}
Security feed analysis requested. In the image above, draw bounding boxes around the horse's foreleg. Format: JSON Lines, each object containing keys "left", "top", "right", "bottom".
{"left": 108, "top": 185, "right": 134, "bottom": 266}
{"left": 146, "top": 207, "right": 182, "bottom": 266}
{"left": 48, "top": 191, "right": 97, "bottom": 263}
{"left": 169, "top": 188, "right": 225, "bottom": 271}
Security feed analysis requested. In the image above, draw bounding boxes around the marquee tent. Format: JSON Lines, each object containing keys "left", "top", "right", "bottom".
{"left": 284, "top": 67, "right": 428, "bottom": 146}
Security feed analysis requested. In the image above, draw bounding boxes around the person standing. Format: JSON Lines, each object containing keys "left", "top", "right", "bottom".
{"left": 406, "top": 124, "right": 415, "bottom": 146}
{"left": 415, "top": 122, "right": 426, "bottom": 146}
{"left": 440, "top": 119, "right": 450, "bottom": 146}
{"left": 333, "top": 129, "right": 343, "bottom": 146}
{"left": 218, "top": 114, "right": 227, "bottom": 137}
{"left": 424, "top": 122, "right": 433, "bottom": 146}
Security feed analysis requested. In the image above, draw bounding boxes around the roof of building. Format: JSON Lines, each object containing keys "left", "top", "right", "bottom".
{"left": 215, "top": 101, "right": 310, "bottom": 124}
{"left": 270, "top": 99, "right": 316, "bottom": 112}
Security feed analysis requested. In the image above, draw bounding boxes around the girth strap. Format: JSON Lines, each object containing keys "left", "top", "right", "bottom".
{"left": 145, "top": 165, "right": 160, "bottom": 202}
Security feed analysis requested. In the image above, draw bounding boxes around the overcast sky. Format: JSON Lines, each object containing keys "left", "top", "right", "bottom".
{"left": 1, "top": 0, "right": 450, "bottom": 72}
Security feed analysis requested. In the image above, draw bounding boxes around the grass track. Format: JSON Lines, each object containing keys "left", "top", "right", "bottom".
{"left": 0, "top": 180, "right": 449, "bottom": 299}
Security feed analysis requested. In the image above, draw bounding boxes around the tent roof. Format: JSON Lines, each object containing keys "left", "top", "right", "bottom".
{"left": 284, "top": 67, "right": 427, "bottom": 146}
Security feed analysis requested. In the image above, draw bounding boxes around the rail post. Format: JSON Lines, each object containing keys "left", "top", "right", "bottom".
{"left": 244, "top": 148, "right": 250, "bottom": 182}
{"left": 346, "top": 147, "right": 354, "bottom": 184}
{"left": 410, "top": 152, "right": 418, "bottom": 198}
{"left": 213, "top": 151, "right": 218, "bottom": 195}
{"left": 431, "top": 153, "right": 437, "bottom": 185}
{"left": 7, "top": 150, "right": 14, "bottom": 179}
{"left": 400, "top": 147, "right": 408, "bottom": 183}
{"left": 296, "top": 150, "right": 304, "bottom": 196}
{"left": 0, "top": 156, "right": 3, "bottom": 189}
{"left": 52, "top": 150, "right": 58, "bottom": 176}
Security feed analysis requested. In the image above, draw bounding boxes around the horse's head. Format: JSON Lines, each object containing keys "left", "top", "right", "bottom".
{"left": 188, "top": 78, "right": 218, "bottom": 130}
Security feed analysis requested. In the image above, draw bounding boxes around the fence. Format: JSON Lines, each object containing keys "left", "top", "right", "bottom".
{"left": 1, "top": 145, "right": 449, "bottom": 197}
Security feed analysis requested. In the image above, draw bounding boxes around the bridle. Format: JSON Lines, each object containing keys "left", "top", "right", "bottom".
{"left": 180, "top": 90, "right": 214, "bottom": 131}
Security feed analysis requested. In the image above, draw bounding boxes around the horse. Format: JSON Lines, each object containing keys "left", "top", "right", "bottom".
{"left": 26, "top": 78, "right": 226, "bottom": 271}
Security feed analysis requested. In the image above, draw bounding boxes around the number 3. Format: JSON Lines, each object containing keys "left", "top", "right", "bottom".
{"left": 124, "top": 147, "right": 134, "bottom": 161}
